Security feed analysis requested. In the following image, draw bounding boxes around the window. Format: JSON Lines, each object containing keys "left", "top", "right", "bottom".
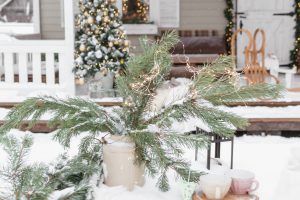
{"left": 0, "top": 0, "right": 40, "bottom": 35}
{"left": 122, "top": 0, "right": 150, "bottom": 24}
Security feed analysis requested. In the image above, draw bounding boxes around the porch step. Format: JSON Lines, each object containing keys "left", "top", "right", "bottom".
{"left": 1, "top": 118, "right": 300, "bottom": 134}
{"left": 2, "top": 100, "right": 300, "bottom": 109}
{"left": 171, "top": 54, "right": 219, "bottom": 65}
{"left": 170, "top": 54, "right": 219, "bottom": 78}
{"left": 225, "top": 101, "right": 300, "bottom": 107}
{"left": 0, "top": 101, "right": 123, "bottom": 109}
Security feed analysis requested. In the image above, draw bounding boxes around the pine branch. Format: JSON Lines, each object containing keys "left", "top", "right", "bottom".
{"left": 129, "top": 131, "right": 208, "bottom": 191}
{"left": 0, "top": 135, "right": 54, "bottom": 200}
{"left": 116, "top": 30, "right": 179, "bottom": 130}
{"left": 193, "top": 56, "right": 284, "bottom": 105}
{"left": 0, "top": 97, "right": 122, "bottom": 147}
{"left": 149, "top": 101, "right": 248, "bottom": 136}
{"left": 51, "top": 182, "right": 90, "bottom": 200}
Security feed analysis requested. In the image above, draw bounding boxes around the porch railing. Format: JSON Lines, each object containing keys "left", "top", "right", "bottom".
{"left": 0, "top": 0, "right": 75, "bottom": 97}
{"left": 0, "top": 40, "right": 75, "bottom": 96}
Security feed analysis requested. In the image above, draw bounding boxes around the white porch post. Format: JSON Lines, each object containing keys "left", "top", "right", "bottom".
{"left": 149, "top": 0, "right": 160, "bottom": 24}
{"left": 63, "top": 0, "right": 75, "bottom": 95}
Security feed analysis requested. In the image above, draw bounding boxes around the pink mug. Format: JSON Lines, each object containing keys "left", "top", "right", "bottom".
{"left": 227, "top": 169, "right": 259, "bottom": 195}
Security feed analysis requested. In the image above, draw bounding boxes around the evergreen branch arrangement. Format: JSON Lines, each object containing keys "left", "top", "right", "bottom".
{"left": 0, "top": 135, "right": 52, "bottom": 200}
{"left": 0, "top": 134, "right": 102, "bottom": 200}
{"left": 0, "top": 31, "right": 283, "bottom": 197}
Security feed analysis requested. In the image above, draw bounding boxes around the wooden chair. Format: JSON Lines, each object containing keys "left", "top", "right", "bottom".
{"left": 245, "top": 29, "right": 280, "bottom": 85}
{"left": 244, "top": 64, "right": 279, "bottom": 85}
{"left": 231, "top": 28, "right": 280, "bottom": 86}
{"left": 251, "top": 28, "right": 266, "bottom": 67}
{"left": 231, "top": 28, "right": 254, "bottom": 70}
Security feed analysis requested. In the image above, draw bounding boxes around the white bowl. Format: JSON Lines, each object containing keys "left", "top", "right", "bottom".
{"left": 199, "top": 174, "right": 232, "bottom": 200}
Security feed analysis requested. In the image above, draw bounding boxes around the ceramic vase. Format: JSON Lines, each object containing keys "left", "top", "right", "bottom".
{"left": 103, "top": 135, "right": 145, "bottom": 190}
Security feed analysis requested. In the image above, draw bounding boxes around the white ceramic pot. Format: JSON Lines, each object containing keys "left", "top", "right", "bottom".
{"left": 94, "top": 71, "right": 114, "bottom": 90}
{"left": 103, "top": 135, "right": 145, "bottom": 190}
{"left": 199, "top": 174, "right": 232, "bottom": 200}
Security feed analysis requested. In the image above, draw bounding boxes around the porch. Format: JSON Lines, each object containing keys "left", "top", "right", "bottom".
{"left": 0, "top": 0, "right": 75, "bottom": 96}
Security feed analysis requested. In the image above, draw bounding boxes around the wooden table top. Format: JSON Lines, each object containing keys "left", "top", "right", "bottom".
{"left": 193, "top": 193, "right": 259, "bottom": 200}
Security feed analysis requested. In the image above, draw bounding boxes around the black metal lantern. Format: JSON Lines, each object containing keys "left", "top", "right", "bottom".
{"left": 194, "top": 127, "right": 234, "bottom": 170}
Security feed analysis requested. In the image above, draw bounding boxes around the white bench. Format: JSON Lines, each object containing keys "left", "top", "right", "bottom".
{"left": 271, "top": 67, "right": 297, "bottom": 89}
{"left": 264, "top": 54, "right": 297, "bottom": 88}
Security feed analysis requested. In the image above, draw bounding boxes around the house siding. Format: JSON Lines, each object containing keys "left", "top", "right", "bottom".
{"left": 39, "top": 0, "right": 226, "bottom": 42}
{"left": 40, "top": 0, "right": 64, "bottom": 39}
{"left": 180, "top": 0, "right": 226, "bottom": 36}
{"left": 128, "top": 35, "right": 156, "bottom": 54}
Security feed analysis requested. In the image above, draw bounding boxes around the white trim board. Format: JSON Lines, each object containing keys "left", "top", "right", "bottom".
{"left": 123, "top": 24, "right": 158, "bottom": 35}
{"left": 0, "top": 0, "right": 40, "bottom": 35}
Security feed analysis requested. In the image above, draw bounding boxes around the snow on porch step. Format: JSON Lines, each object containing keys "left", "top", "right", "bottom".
{"left": 171, "top": 54, "right": 219, "bottom": 65}
{"left": 0, "top": 96, "right": 122, "bottom": 108}
{"left": 0, "top": 120, "right": 55, "bottom": 133}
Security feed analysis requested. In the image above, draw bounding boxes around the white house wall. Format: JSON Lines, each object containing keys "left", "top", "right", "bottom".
{"left": 180, "top": 0, "right": 226, "bottom": 35}
{"left": 40, "top": 0, "right": 65, "bottom": 39}
{"left": 39, "top": 0, "right": 227, "bottom": 40}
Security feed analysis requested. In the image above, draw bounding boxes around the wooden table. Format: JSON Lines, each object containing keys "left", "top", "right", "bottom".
{"left": 193, "top": 193, "right": 259, "bottom": 200}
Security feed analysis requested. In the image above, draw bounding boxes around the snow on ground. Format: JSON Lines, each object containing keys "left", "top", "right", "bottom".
{"left": 1, "top": 130, "right": 300, "bottom": 200}
{"left": 221, "top": 105, "right": 300, "bottom": 118}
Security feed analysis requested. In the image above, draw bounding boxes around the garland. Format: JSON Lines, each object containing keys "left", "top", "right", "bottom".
{"left": 290, "top": 0, "right": 300, "bottom": 69}
{"left": 224, "top": 0, "right": 234, "bottom": 55}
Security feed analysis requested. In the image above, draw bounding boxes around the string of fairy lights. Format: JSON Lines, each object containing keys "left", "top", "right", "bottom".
{"left": 290, "top": 0, "right": 300, "bottom": 68}
{"left": 224, "top": 0, "right": 234, "bottom": 55}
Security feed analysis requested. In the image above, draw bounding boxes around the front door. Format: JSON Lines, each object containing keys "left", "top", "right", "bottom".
{"left": 236, "top": 0, "right": 295, "bottom": 69}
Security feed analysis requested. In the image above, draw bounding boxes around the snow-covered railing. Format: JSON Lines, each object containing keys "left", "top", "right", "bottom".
{"left": 0, "top": 0, "right": 75, "bottom": 97}
{"left": 0, "top": 40, "right": 75, "bottom": 96}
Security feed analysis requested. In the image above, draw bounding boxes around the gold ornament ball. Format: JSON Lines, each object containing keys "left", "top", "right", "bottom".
{"left": 79, "top": 44, "right": 86, "bottom": 52}
{"left": 120, "top": 59, "right": 124, "bottom": 64}
{"left": 75, "top": 78, "right": 85, "bottom": 85}
{"left": 114, "top": 40, "right": 119, "bottom": 45}
{"left": 108, "top": 42, "right": 113, "bottom": 47}
{"left": 103, "top": 11, "right": 108, "bottom": 16}
{"left": 109, "top": 0, "right": 116, "bottom": 3}
{"left": 100, "top": 68, "right": 108, "bottom": 76}
{"left": 124, "top": 40, "right": 130, "bottom": 47}
{"left": 84, "top": 11, "right": 89, "bottom": 16}
{"left": 104, "top": 16, "right": 109, "bottom": 23}
{"left": 87, "top": 16, "right": 94, "bottom": 24}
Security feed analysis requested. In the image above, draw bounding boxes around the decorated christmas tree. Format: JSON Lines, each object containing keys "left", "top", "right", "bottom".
{"left": 74, "top": 0, "right": 130, "bottom": 79}
{"left": 0, "top": 31, "right": 283, "bottom": 195}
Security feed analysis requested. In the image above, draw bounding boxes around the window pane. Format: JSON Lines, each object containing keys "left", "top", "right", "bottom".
{"left": 122, "top": 0, "right": 149, "bottom": 24}
{"left": 0, "top": 0, "right": 33, "bottom": 23}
